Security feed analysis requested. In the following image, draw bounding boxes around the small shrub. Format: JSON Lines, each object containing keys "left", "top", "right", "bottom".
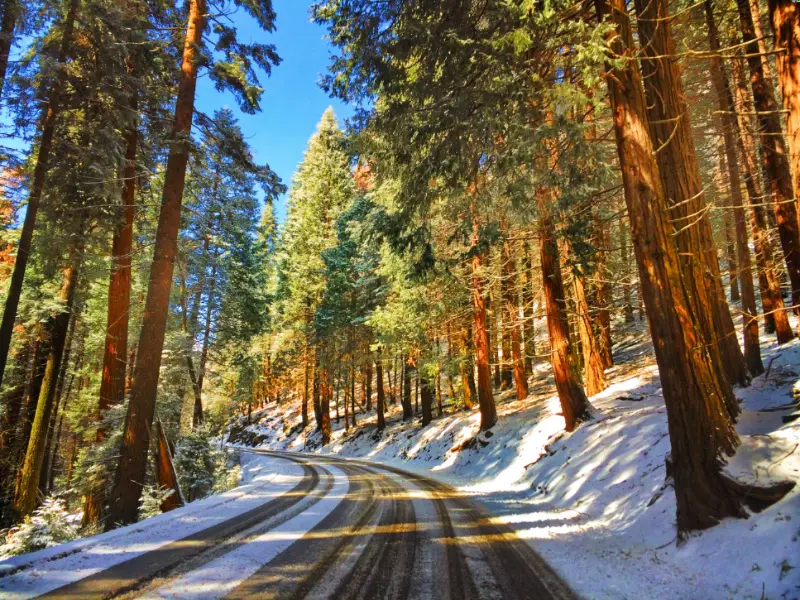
{"left": 0, "top": 498, "right": 80, "bottom": 557}
{"left": 138, "top": 485, "right": 176, "bottom": 520}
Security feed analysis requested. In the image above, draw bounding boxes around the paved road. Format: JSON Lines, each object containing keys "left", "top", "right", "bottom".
{"left": 37, "top": 451, "right": 576, "bottom": 599}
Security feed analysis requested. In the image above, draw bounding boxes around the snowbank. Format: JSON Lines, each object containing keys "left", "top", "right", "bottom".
{"left": 233, "top": 330, "right": 800, "bottom": 599}
{"left": 0, "top": 454, "right": 302, "bottom": 599}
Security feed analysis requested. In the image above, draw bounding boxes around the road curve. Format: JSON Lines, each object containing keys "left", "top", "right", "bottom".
{"left": 34, "top": 451, "right": 576, "bottom": 600}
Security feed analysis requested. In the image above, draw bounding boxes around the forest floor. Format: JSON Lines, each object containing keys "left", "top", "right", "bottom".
{"left": 230, "top": 321, "right": 800, "bottom": 600}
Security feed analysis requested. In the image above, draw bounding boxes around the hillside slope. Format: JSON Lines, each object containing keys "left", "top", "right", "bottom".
{"left": 229, "top": 329, "right": 800, "bottom": 599}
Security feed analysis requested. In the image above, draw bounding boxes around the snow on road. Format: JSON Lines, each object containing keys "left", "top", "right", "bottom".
{"left": 0, "top": 454, "right": 303, "bottom": 599}
{"left": 141, "top": 464, "right": 349, "bottom": 600}
{"left": 233, "top": 329, "right": 800, "bottom": 600}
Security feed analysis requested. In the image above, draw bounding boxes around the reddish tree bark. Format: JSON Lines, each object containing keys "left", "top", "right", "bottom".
{"left": 634, "top": 0, "right": 749, "bottom": 389}
{"left": 154, "top": 420, "right": 183, "bottom": 511}
{"left": 522, "top": 243, "right": 537, "bottom": 372}
{"left": 107, "top": 0, "right": 207, "bottom": 528}
{"left": 768, "top": 0, "right": 800, "bottom": 215}
{"left": 460, "top": 325, "right": 476, "bottom": 410}
{"left": 302, "top": 342, "right": 310, "bottom": 427}
{"left": 735, "top": 0, "right": 800, "bottom": 313}
{"left": 592, "top": 217, "right": 613, "bottom": 369}
{"left": 596, "top": 0, "right": 793, "bottom": 534}
{"left": 471, "top": 216, "right": 497, "bottom": 431}
{"left": 726, "top": 31, "right": 795, "bottom": 342}
{"left": 97, "top": 119, "right": 137, "bottom": 436}
{"left": 502, "top": 240, "right": 528, "bottom": 400}
{"left": 704, "top": 3, "right": 767, "bottom": 372}
{"left": 538, "top": 196, "right": 591, "bottom": 431}
{"left": 573, "top": 259, "right": 609, "bottom": 396}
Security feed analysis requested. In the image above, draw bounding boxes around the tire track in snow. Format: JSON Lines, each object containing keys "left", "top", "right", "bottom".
{"left": 136, "top": 463, "right": 348, "bottom": 600}
{"left": 36, "top": 458, "right": 321, "bottom": 599}
{"left": 258, "top": 450, "right": 577, "bottom": 600}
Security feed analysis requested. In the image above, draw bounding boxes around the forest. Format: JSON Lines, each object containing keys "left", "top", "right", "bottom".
{"left": 0, "top": 0, "right": 798, "bottom": 585}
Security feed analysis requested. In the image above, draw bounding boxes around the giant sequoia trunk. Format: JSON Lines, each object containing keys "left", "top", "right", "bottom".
{"left": 769, "top": 0, "right": 800, "bottom": 213}
{"left": 96, "top": 120, "right": 137, "bottom": 439}
{"left": 596, "top": 0, "right": 793, "bottom": 534}
{"left": 727, "top": 38, "right": 795, "bottom": 342}
{"left": 735, "top": 0, "right": 800, "bottom": 313}
{"left": 704, "top": 1, "right": 767, "bottom": 372}
{"left": 538, "top": 197, "right": 591, "bottom": 431}
{"left": 0, "top": 0, "right": 79, "bottom": 390}
{"left": 14, "top": 242, "right": 82, "bottom": 517}
{"left": 634, "top": 0, "right": 748, "bottom": 388}
{"left": 107, "top": 0, "right": 207, "bottom": 529}
{"left": 471, "top": 217, "right": 497, "bottom": 431}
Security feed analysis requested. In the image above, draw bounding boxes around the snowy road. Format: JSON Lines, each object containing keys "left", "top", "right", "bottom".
{"left": 0, "top": 450, "right": 576, "bottom": 599}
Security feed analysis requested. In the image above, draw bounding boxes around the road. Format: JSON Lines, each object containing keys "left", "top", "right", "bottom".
{"left": 25, "top": 451, "right": 576, "bottom": 599}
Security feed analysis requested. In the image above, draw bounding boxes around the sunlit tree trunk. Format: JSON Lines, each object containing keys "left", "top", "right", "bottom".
{"left": 727, "top": 35, "right": 795, "bottom": 342}
{"left": 302, "top": 341, "right": 310, "bottom": 427}
{"left": 471, "top": 215, "right": 497, "bottom": 431}
{"left": 14, "top": 240, "right": 83, "bottom": 517}
{"left": 107, "top": 0, "right": 207, "bottom": 528}
{"left": 460, "top": 325, "right": 476, "bottom": 410}
{"left": 573, "top": 258, "right": 608, "bottom": 396}
{"left": 705, "top": 3, "right": 768, "bottom": 370}
{"left": 538, "top": 193, "right": 591, "bottom": 431}
{"left": 596, "top": 0, "right": 793, "bottom": 534}
{"left": 735, "top": 0, "right": 800, "bottom": 313}
{"left": 768, "top": 0, "right": 800, "bottom": 215}
{"left": 522, "top": 243, "right": 537, "bottom": 372}
{"left": 39, "top": 311, "right": 76, "bottom": 495}
{"left": 634, "top": 0, "right": 749, "bottom": 388}
{"left": 98, "top": 111, "right": 137, "bottom": 438}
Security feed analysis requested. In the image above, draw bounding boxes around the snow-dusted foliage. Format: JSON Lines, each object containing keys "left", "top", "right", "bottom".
{"left": 138, "top": 485, "right": 177, "bottom": 520}
{"left": 174, "top": 428, "right": 241, "bottom": 502}
{"left": 0, "top": 498, "right": 80, "bottom": 557}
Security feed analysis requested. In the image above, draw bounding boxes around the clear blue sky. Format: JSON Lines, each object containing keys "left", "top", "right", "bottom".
{"left": 195, "top": 0, "right": 354, "bottom": 222}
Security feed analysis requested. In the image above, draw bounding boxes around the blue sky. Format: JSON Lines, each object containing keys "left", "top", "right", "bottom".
{"left": 196, "top": 0, "right": 354, "bottom": 222}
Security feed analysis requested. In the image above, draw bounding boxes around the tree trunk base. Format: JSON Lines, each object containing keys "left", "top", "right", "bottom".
{"left": 666, "top": 454, "right": 795, "bottom": 536}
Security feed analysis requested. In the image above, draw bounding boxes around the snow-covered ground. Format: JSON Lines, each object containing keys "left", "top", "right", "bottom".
{"left": 232, "top": 326, "right": 800, "bottom": 600}
{"left": 0, "top": 453, "right": 309, "bottom": 598}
